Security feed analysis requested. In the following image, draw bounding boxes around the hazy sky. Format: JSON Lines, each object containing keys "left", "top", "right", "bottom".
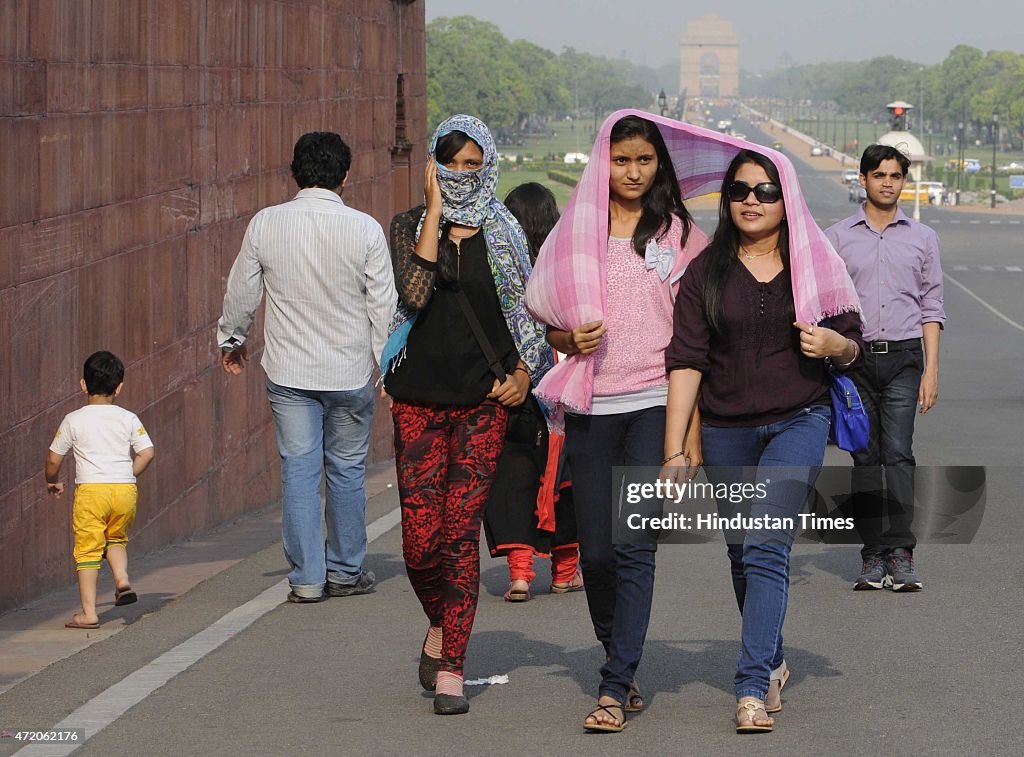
{"left": 425, "top": 0, "right": 1023, "bottom": 71}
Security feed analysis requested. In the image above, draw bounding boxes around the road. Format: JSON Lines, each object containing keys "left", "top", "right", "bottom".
{"left": 1, "top": 120, "right": 1023, "bottom": 757}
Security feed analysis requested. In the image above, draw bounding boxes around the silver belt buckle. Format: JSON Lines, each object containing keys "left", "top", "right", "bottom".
{"left": 870, "top": 341, "right": 889, "bottom": 354}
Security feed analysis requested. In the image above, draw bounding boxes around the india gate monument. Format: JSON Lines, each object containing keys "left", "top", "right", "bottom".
{"left": 679, "top": 13, "right": 739, "bottom": 100}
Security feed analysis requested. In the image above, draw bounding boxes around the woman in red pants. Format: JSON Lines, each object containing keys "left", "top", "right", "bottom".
{"left": 381, "top": 115, "right": 553, "bottom": 715}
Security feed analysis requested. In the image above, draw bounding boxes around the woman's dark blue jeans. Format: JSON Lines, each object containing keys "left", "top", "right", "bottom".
{"left": 565, "top": 406, "right": 664, "bottom": 705}
{"left": 701, "top": 405, "right": 831, "bottom": 700}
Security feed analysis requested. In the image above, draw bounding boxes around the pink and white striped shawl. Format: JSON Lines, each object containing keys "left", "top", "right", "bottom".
{"left": 526, "top": 108, "right": 860, "bottom": 416}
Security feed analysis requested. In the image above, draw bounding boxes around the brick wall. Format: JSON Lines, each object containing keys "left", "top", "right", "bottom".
{"left": 0, "top": 0, "right": 427, "bottom": 611}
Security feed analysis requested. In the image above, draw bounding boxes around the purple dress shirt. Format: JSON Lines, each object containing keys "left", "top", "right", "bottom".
{"left": 825, "top": 206, "right": 945, "bottom": 342}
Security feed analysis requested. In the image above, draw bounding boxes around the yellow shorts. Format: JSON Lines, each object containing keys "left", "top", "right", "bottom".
{"left": 72, "top": 483, "right": 138, "bottom": 570}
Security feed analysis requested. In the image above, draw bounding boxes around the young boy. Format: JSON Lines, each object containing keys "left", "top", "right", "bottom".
{"left": 46, "top": 351, "right": 155, "bottom": 629}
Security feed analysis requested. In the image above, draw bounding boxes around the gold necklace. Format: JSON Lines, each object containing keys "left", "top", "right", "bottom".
{"left": 740, "top": 246, "right": 777, "bottom": 261}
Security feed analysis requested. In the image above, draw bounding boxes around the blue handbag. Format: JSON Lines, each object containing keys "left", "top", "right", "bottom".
{"left": 828, "top": 371, "right": 869, "bottom": 452}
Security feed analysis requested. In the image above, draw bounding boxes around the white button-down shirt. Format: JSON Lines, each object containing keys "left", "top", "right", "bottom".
{"left": 217, "top": 188, "right": 397, "bottom": 391}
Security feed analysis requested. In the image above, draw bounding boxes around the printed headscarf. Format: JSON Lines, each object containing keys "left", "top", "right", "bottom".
{"left": 526, "top": 108, "right": 861, "bottom": 416}
{"left": 381, "top": 114, "right": 554, "bottom": 388}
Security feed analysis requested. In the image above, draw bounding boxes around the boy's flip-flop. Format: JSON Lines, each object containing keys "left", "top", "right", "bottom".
{"left": 65, "top": 618, "right": 100, "bottom": 629}
{"left": 114, "top": 587, "right": 138, "bottom": 606}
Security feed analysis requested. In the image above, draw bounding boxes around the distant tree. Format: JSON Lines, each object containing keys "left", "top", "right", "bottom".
{"left": 427, "top": 17, "right": 534, "bottom": 129}
{"left": 426, "top": 18, "right": 657, "bottom": 133}
{"left": 509, "top": 39, "right": 570, "bottom": 116}
{"left": 742, "top": 45, "right": 1024, "bottom": 147}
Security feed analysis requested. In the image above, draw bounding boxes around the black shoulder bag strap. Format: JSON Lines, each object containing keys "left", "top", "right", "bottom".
{"left": 454, "top": 288, "right": 508, "bottom": 383}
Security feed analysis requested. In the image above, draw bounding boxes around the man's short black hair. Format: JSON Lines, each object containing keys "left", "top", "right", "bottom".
{"left": 290, "top": 132, "right": 351, "bottom": 190}
{"left": 83, "top": 351, "right": 124, "bottom": 396}
{"left": 860, "top": 144, "right": 911, "bottom": 176}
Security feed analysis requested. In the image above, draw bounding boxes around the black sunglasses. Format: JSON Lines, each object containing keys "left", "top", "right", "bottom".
{"left": 727, "top": 180, "right": 782, "bottom": 204}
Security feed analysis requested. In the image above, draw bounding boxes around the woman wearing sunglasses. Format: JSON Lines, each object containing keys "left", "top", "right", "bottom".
{"left": 663, "top": 149, "right": 863, "bottom": 733}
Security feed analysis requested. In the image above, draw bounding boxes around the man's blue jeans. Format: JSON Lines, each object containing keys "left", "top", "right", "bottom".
{"left": 565, "top": 406, "right": 663, "bottom": 706}
{"left": 266, "top": 377, "right": 374, "bottom": 597}
{"left": 701, "top": 405, "right": 831, "bottom": 700}
{"left": 848, "top": 346, "right": 922, "bottom": 558}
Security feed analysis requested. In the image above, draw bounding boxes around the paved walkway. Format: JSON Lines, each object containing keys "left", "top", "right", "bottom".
{"left": 0, "top": 465, "right": 398, "bottom": 696}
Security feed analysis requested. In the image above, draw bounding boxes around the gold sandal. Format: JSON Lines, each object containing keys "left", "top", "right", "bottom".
{"left": 736, "top": 697, "right": 774, "bottom": 733}
{"left": 765, "top": 660, "right": 790, "bottom": 714}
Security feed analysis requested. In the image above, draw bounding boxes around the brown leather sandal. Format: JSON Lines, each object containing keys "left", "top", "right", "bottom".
{"left": 551, "top": 570, "right": 584, "bottom": 594}
{"left": 625, "top": 678, "right": 645, "bottom": 712}
{"left": 503, "top": 581, "right": 531, "bottom": 602}
{"left": 583, "top": 701, "right": 626, "bottom": 732}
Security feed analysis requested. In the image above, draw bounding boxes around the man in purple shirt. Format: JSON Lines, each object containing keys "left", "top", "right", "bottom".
{"left": 826, "top": 144, "right": 945, "bottom": 593}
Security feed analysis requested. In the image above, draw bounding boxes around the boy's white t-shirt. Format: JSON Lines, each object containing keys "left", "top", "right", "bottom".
{"left": 50, "top": 405, "right": 154, "bottom": 484}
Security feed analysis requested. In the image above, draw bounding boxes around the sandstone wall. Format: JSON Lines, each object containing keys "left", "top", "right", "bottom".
{"left": 0, "top": 0, "right": 427, "bottom": 611}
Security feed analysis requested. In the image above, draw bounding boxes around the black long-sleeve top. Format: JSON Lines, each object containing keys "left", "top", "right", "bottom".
{"left": 385, "top": 206, "right": 518, "bottom": 405}
{"left": 665, "top": 248, "right": 864, "bottom": 428}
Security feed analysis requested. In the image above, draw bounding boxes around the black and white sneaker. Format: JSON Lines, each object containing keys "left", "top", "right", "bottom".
{"left": 885, "top": 548, "right": 923, "bottom": 592}
{"left": 853, "top": 555, "right": 888, "bottom": 590}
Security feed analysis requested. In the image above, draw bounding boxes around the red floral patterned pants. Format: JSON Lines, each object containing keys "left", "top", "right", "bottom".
{"left": 392, "top": 399, "right": 508, "bottom": 675}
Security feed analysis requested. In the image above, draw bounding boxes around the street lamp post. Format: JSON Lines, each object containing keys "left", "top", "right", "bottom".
{"left": 956, "top": 121, "right": 964, "bottom": 206}
{"left": 991, "top": 113, "right": 999, "bottom": 208}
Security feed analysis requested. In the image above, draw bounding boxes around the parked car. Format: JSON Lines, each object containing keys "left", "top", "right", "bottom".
{"left": 999, "top": 161, "right": 1024, "bottom": 171}
{"left": 810, "top": 144, "right": 824, "bottom": 157}
{"left": 848, "top": 185, "right": 867, "bottom": 202}
{"left": 771, "top": 141, "right": 784, "bottom": 153}
{"left": 841, "top": 169, "right": 860, "bottom": 186}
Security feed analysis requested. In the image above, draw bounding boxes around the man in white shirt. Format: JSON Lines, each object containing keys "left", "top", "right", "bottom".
{"left": 217, "top": 132, "right": 397, "bottom": 602}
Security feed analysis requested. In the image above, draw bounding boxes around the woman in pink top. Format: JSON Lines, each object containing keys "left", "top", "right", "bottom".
{"left": 541, "top": 115, "right": 707, "bottom": 732}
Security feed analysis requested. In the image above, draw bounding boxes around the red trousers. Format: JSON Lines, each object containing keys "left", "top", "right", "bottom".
{"left": 506, "top": 545, "right": 580, "bottom": 584}
{"left": 392, "top": 399, "right": 508, "bottom": 675}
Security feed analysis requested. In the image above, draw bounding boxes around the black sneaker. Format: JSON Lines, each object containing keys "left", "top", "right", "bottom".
{"left": 325, "top": 570, "right": 376, "bottom": 597}
{"left": 853, "top": 555, "right": 888, "bottom": 590}
{"left": 885, "top": 548, "right": 923, "bottom": 592}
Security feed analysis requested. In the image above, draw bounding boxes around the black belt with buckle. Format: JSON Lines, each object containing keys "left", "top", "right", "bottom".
{"left": 867, "top": 339, "right": 921, "bottom": 354}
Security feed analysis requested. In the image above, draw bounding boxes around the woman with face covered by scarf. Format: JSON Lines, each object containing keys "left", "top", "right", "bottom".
{"left": 382, "top": 115, "right": 553, "bottom": 716}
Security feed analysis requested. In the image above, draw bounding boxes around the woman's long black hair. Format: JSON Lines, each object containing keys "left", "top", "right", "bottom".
{"left": 609, "top": 116, "right": 693, "bottom": 256}
{"left": 702, "top": 150, "right": 790, "bottom": 335}
{"left": 504, "top": 182, "right": 559, "bottom": 264}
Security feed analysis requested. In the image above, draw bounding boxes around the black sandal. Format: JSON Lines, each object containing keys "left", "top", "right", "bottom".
{"left": 583, "top": 702, "right": 626, "bottom": 732}
{"left": 418, "top": 630, "right": 442, "bottom": 691}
